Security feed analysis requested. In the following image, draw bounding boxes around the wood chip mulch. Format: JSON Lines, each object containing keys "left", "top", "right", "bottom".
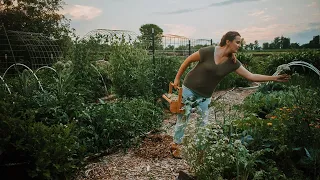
{"left": 74, "top": 133, "right": 191, "bottom": 180}
{"left": 133, "top": 133, "right": 174, "bottom": 159}
{"left": 74, "top": 87, "right": 258, "bottom": 180}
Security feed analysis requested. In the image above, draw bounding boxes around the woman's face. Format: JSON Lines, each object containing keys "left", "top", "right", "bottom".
{"left": 227, "top": 36, "right": 241, "bottom": 53}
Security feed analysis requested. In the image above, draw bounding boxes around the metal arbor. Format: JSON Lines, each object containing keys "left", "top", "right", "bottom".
{"left": 81, "top": 29, "right": 139, "bottom": 44}
{"left": 81, "top": 28, "right": 214, "bottom": 57}
{"left": 0, "top": 25, "right": 63, "bottom": 73}
{"left": 161, "top": 34, "right": 213, "bottom": 56}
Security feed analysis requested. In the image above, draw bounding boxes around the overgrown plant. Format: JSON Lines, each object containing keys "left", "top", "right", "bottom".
{"left": 108, "top": 41, "right": 154, "bottom": 98}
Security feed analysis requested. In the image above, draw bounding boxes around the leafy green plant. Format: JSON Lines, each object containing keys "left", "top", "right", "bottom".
{"left": 264, "top": 50, "right": 320, "bottom": 76}
{"left": 108, "top": 41, "right": 154, "bottom": 98}
{"left": 76, "top": 98, "right": 164, "bottom": 154}
{"left": 152, "top": 55, "right": 183, "bottom": 97}
{"left": 183, "top": 123, "right": 267, "bottom": 180}
{"left": 236, "top": 52, "right": 253, "bottom": 66}
{"left": 236, "top": 85, "right": 320, "bottom": 179}
{"left": 242, "top": 87, "right": 298, "bottom": 118}
{"left": 0, "top": 115, "right": 84, "bottom": 180}
{"left": 216, "top": 72, "right": 250, "bottom": 90}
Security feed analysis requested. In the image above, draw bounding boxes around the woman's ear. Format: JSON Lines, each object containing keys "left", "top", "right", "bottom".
{"left": 226, "top": 40, "right": 230, "bottom": 46}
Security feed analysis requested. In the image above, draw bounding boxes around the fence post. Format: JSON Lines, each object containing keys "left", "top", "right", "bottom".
{"left": 211, "top": 39, "right": 213, "bottom": 46}
{"left": 152, "top": 28, "right": 155, "bottom": 65}
{"left": 188, "top": 40, "right": 191, "bottom": 56}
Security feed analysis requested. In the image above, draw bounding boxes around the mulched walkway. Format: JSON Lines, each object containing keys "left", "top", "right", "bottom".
{"left": 74, "top": 87, "right": 258, "bottom": 180}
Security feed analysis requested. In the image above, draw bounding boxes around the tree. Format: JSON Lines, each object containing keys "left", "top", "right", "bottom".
{"left": 245, "top": 43, "right": 254, "bottom": 50}
{"left": 137, "top": 24, "right": 163, "bottom": 50}
{"left": 281, "top": 36, "right": 290, "bottom": 49}
{"left": 269, "top": 42, "right": 276, "bottom": 49}
{"left": 262, "top": 42, "right": 269, "bottom": 50}
{"left": 239, "top": 38, "right": 246, "bottom": 51}
{"left": 165, "top": 45, "right": 174, "bottom": 50}
{"left": 273, "top": 37, "right": 281, "bottom": 49}
{"left": 0, "top": 0, "right": 73, "bottom": 52}
{"left": 290, "top": 43, "right": 300, "bottom": 49}
{"left": 309, "top": 35, "right": 320, "bottom": 48}
{"left": 254, "top": 40, "right": 260, "bottom": 50}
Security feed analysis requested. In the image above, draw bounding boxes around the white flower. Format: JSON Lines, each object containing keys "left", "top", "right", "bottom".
{"left": 234, "top": 140, "right": 242, "bottom": 147}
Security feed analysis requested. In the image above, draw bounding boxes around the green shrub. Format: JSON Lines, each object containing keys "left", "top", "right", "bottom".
{"left": 152, "top": 55, "right": 183, "bottom": 97}
{"left": 236, "top": 85, "right": 320, "bottom": 179}
{"left": 77, "top": 98, "right": 164, "bottom": 154}
{"left": 183, "top": 123, "right": 271, "bottom": 180}
{"left": 236, "top": 52, "right": 253, "bottom": 65}
{"left": 70, "top": 42, "right": 109, "bottom": 102}
{"left": 216, "top": 72, "right": 250, "bottom": 90}
{"left": 235, "top": 105, "right": 320, "bottom": 179}
{"left": 0, "top": 116, "right": 84, "bottom": 180}
{"left": 242, "top": 85, "right": 303, "bottom": 118}
{"left": 264, "top": 50, "right": 320, "bottom": 76}
{"left": 108, "top": 42, "right": 153, "bottom": 98}
{"left": 248, "top": 56, "right": 270, "bottom": 74}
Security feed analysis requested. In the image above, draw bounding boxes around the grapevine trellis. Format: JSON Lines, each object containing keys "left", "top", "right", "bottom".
{"left": 0, "top": 25, "right": 63, "bottom": 74}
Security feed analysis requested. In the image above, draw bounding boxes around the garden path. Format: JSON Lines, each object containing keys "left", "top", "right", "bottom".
{"left": 75, "top": 86, "right": 258, "bottom": 180}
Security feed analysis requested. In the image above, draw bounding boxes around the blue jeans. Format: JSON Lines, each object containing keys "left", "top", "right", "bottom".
{"left": 173, "top": 85, "right": 212, "bottom": 144}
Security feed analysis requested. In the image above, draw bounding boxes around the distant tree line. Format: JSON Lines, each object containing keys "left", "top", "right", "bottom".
{"left": 136, "top": 23, "right": 320, "bottom": 52}
{"left": 243, "top": 35, "right": 320, "bottom": 51}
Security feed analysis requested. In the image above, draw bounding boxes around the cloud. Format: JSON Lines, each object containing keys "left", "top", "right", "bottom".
{"left": 261, "top": 15, "right": 275, "bottom": 21}
{"left": 248, "top": 10, "right": 275, "bottom": 21}
{"left": 307, "top": 1, "right": 318, "bottom": 7}
{"left": 155, "top": 0, "right": 261, "bottom": 15}
{"left": 60, "top": 5, "right": 102, "bottom": 20}
{"left": 314, "top": 12, "right": 320, "bottom": 17}
{"left": 162, "top": 24, "right": 197, "bottom": 38}
{"left": 308, "top": 22, "right": 320, "bottom": 29}
{"left": 208, "top": 0, "right": 260, "bottom": 7}
{"left": 155, "top": 7, "right": 205, "bottom": 15}
{"left": 111, "top": 25, "right": 120, "bottom": 30}
{"left": 248, "top": 10, "right": 265, "bottom": 16}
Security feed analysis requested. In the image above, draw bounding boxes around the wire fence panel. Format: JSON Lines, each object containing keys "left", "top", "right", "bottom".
{"left": 0, "top": 25, "right": 62, "bottom": 73}
{"left": 81, "top": 28, "right": 216, "bottom": 60}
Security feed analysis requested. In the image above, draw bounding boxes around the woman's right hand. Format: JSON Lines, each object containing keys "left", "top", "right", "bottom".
{"left": 173, "top": 78, "right": 180, "bottom": 88}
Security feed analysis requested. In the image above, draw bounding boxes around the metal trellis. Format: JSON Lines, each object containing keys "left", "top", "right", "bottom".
{"left": 0, "top": 25, "right": 63, "bottom": 73}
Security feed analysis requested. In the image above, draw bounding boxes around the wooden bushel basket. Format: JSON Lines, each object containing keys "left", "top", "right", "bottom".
{"left": 162, "top": 82, "right": 184, "bottom": 114}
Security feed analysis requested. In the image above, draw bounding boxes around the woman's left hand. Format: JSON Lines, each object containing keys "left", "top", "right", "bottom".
{"left": 275, "top": 74, "right": 291, "bottom": 82}
{"left": 232, "top": 53, "right": 237, "bottom": 63}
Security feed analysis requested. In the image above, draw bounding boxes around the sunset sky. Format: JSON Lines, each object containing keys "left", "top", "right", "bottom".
{"left": 61, "top": 0, "right": 320, "bottom": 45}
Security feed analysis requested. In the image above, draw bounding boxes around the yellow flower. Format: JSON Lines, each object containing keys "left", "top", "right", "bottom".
{"left": 267, "top": 123, "right": 272, "bottom": 126}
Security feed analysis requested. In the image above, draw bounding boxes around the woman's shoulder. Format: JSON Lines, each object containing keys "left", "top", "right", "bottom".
{"left": 199, "top": 45, "right": 215, "bottom": 52}
{"left": 199, "top": 45, "right": 215, "bottom": 58}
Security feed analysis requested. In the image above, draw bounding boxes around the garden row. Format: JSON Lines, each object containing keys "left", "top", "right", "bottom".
{"left": 182, "top": 50, "right": 320, "bottom": 179}
{"left": 0, "top": 37, "right": 319, "bottom": 179}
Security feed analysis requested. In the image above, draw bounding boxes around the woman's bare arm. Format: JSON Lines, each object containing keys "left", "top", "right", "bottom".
{"left": 235, "top": 65, "right": 290, "bottom": 82}
{"left": 173, "top": 51, "right": 201, "bottom": 87}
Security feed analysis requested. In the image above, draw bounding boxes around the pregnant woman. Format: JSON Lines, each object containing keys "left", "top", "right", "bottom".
{"left": 170, "top": 31, "right": 290, "bottom": 158}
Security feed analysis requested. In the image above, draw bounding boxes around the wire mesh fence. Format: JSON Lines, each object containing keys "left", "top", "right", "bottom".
{"left": 81, "top": 28, "right": 216, "bottom": 60}
{"left": 0, "top": 25, "right": 62, "bottom": 74}
{"left": 0, "top": 27, "right": 216, "bottom": 74}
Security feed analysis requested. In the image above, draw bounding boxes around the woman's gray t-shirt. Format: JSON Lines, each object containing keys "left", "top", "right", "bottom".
{"left": 183, "top": 46, "right": 242, "bottom": 98}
